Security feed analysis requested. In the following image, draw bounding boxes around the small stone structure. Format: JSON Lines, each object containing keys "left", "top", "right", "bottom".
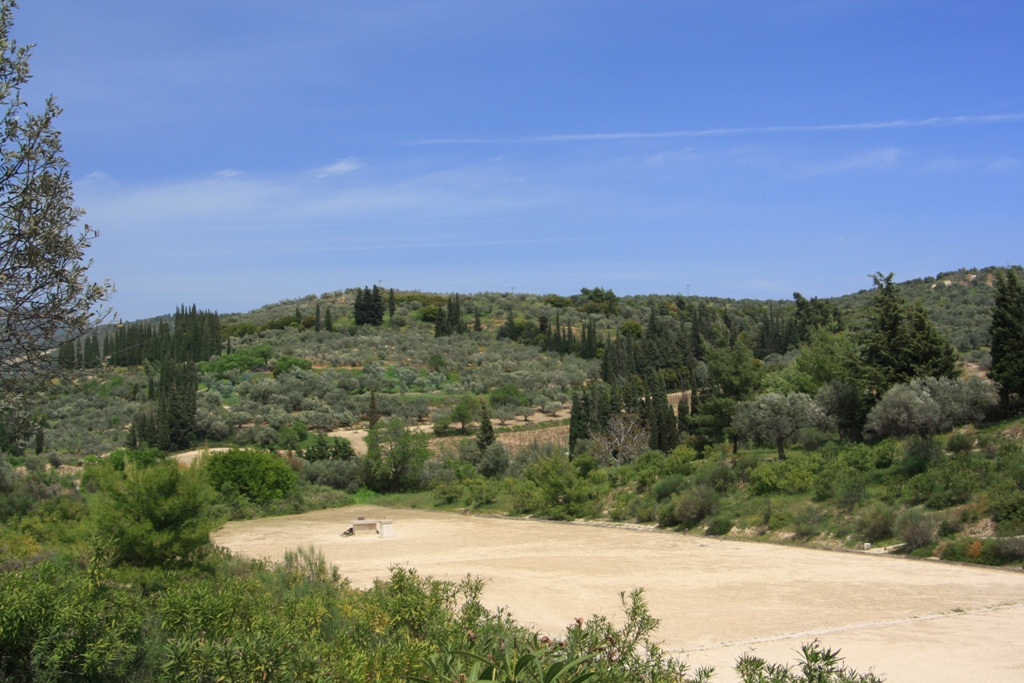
{"left": 344, "top": 516, "right": 393, "bottom": 538}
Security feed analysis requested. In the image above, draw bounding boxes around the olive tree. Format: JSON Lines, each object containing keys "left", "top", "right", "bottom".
{"left": 733, "top": 392, "right": 831, "bottom": 459}
{"left": 0, "top": 2, "right": 111, "bottom": 437}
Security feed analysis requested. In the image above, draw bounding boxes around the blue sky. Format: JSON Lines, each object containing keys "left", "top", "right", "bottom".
{"left": 16, "top": 1, "right": 1024, "bottom": 319}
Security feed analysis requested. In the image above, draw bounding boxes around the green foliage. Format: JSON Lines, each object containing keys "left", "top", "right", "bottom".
{"left": 271, "top": 354, "right": 313, "bottom": 377}
{"left": 990, "top": 268, "right": 1024, "bottom": 410}
{"left": 661, "top": 486, "right": 719, "bottom": 529}
{"left": 0, "top": 562, "right": 147, "bottom": 682}
{"left": 204, "top": 448, "right": 297, "bottom": 504}
{"left": 895, "top": 507, "right": 938, "bottom": 549}
{"left": 735, "top": 640, "right": 883, "bottom": 683}
{"left": 523, "top": 453, "right": 604, "bottom": 520}
{"left": 364, "top": 417, "right": 431, "bottom": 492}
{"left": 93, "top": 460, "right": 219, "bottom": 566}
{"left": 705, "top": 516, "right": 733, "bottom": 536}
{"left": 108, "top": 447, "right": 167, "bottom": 471}
{"left": 858, "top": 503, "right": 896, "bottom": 543}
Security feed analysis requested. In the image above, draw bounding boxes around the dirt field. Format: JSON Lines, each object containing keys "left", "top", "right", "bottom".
{"left": 213, "top": 505, "right": 1024, "bottom": 682}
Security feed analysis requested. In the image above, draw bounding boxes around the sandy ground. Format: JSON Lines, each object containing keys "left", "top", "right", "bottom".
{"left": 213, "top": 505, "right": 1024, "bottom": 682}
{"left": 171, "top": 447, "right": 234, "bottom": 467}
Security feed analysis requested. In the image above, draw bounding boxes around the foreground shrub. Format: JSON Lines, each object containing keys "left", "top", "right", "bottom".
{"left": 664, "top": 486, "right": 719, "bottom": 529}
{"left": 793, "top": 504, "right": 823, "bottom": 538}
{"left": 93, "top": 461, "right": 219, "bottom": 567}
{"left": 705, "top": 516, "right": 733, "bottom": 536}
{"left": 858, "top": 503, "right": 896, "bottom": 543}
{"left": 896, "top": 507, "right": 938, "bottom": 549}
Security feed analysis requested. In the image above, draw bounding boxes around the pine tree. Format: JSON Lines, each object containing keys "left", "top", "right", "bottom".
{"left": 991, "top": 268, "right": 1024, "bottom": 412}
{"left": 477, "top": 400, "right": 495, "bottom": 453}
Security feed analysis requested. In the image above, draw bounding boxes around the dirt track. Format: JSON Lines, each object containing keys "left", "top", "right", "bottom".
{"left": 213, "top": 505, "right": 1024, "bottom": 682}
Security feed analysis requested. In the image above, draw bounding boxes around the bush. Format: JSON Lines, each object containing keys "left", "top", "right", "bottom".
{"left": 705, "top": 516, "right": 733, "bottom": 536}
{"left": 94, "top": 461, "right": 219, "bottom": 566}
{"left": 302, "top": 458, "right": 363, "bottom": 492}
{"left": 668, "top": 486, "right": 720, "bottom": 529}
{"left": 108, "top": 447, "right": 166, "bottom": 472}
{"left": 693, "top": 459, "right": 733, "bottom": 493}
{"left": 896, "top": 507, "right": 938, "bottom": 549}
{"left": 793, "top": 504, "right": 823, "bottom": 538}
{"left": 204, "top": 448, "right": 297, "bottom": 504}
{"left": 505, "top": 477, "right": 541, "bottom": 515}
{"left": 946, "top": 431, "right": 974, "bottom": 454}
{"left": 433, "top": 481, "right": 464, "bottom": 505}
{"left": 651, "top": 474, "right": 687, "bottom": 501}
{"left": 628, "top": 495, "right": 658, "bottom": 523}
{"left": 478, "top": 442, "right": 510, "bottom": 479}
{"left": 901, "top": 436, "right": 943, "bottom": 476}
{"left": 463, "top": 478, "right": 499, "bottom": 508}
{"left": 858, "top": 503, "right": 896, "bottom": 543}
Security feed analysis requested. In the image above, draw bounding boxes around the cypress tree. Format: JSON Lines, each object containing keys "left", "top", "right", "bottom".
{"left": 367, "top": 390, "right": 381, "bottom": 427}
{"left": 991, "top": 268, "right": 1024, "bottom": 412}
{"left": 474, "top": 310, "right": 483, "bottom": 332}
{"left": 315, "top": 302, "right": 322, "bottom": 332}
{"left": 371, "top": 286, "right": 385, "bottom": 325}
{"left": 477, "top": 400, "right": 495, "bottom": 453}
{"left": 388, "top": 288, "right": 396, "bottom": 320}
{"left": 435, "top": 306, "right": 449, "bottom": 337}
{"left": 324, "top": 307, "right": 334, "bottom": 332}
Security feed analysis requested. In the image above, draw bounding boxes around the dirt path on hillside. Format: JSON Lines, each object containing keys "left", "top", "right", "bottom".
{"left": 213, "top": 505, "right": 1024, "bottom": 683}
{"left": 327, "top": 408, "right": 569, "bottom": 455}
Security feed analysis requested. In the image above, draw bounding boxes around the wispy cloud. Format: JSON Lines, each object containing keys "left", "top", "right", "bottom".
{"left": 415, "top": 113, "right": 1024, "bottom": 145}
{"left": 215, "top": 169, "right": 243, "bottom": 177}
{"left": 318, "top": 158, "right": 361, "bottom": 177}
{"left": 803, "top": 147, "right": 904, "bottom": 175}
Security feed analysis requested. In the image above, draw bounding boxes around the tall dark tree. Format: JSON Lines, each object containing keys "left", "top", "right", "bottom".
{"left": 990, "top": 268, "right": 1024, "bottom": 412}
{"left": 387, "top": 288, "right": 396, "bottom": 321}
{"left": 323, "top": 306, "right": 334, "bottom": 332}
{"left": 147, "top": 359, "right": 198, "bottom": 451}
{"left": 370, "top": 285, "right": 385, "bottom": 326}
{"left": 476, "top": 400, "right": 495, "bottom": 453}
{"left": 315, "top": 302, "right": 322, "bottom": 332}
{"left": 860, "top": 273, "right": 957, "bottom": 396}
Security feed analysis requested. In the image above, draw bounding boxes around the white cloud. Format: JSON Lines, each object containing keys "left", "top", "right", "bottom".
{"left": 416, "top": 113, "right": 1024, "bottom": 145}
{"left": 803, "top": 147, "right": 904, "bottom": 175}
{"left": 215, "top": 168, "right": 243, "bottom": 177}
{"left": 317, "top": 158, "right": 361, "bottom": 177}
{"left": 985, "top": 158, "right": 1018, "bottom": 172}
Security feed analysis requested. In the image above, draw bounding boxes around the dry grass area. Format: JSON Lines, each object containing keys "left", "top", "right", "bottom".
{"left": 214, "top": 505, "right": 1024, "bottom": 683}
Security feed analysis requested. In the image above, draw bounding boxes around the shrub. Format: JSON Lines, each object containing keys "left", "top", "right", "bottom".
{"left": 896, "top": 507, "right": 938, "bottom": 549}
{"left": 628, "top": 495, "right": 658, "bottom": 523}
{"left": 901, "top": 436, "right": 943, "bottom": 476}
{"left": 651, "top": 474, "right": 687, "bottom": 501}
{"left": 204, "top": 448, "right": 297, "bottom": 504}
{"left": 858, "top": 503, "right": 896, "bottom": 543}
{"left": 505, "top": 478, "right": 541, "bottom": 515}
{"left": 463, "top": 478, "right": 499, "bottom": 508}
{"left": 693, "top": 459, "right": 733, "bottom": 493}
{"left": 94, "top": 461, "right": 219, "bottom": 566}
{"left": 302, "top": 459, "right": 363, "bottom": 492}
{"left": 478, "top": 442, "right": 510, "bottom": 479}
{"left": 432, "top": 481, "right": 464, "bottom": 505}
{"left": 793, "top": 504, "right": 823, "bottom": 538}
{"left": 946, "top": 431, "right": 974, "bottom": 454}
{"left": 670, "top": 486, "right": 720, "bottom": 529}
{"left": 705, "top": 516, "right": 733, "bottom": 536}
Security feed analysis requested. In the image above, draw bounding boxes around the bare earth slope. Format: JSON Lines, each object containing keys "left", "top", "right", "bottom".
{"left": 213, "top": 505, "right": 1024, "bottom": 682}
